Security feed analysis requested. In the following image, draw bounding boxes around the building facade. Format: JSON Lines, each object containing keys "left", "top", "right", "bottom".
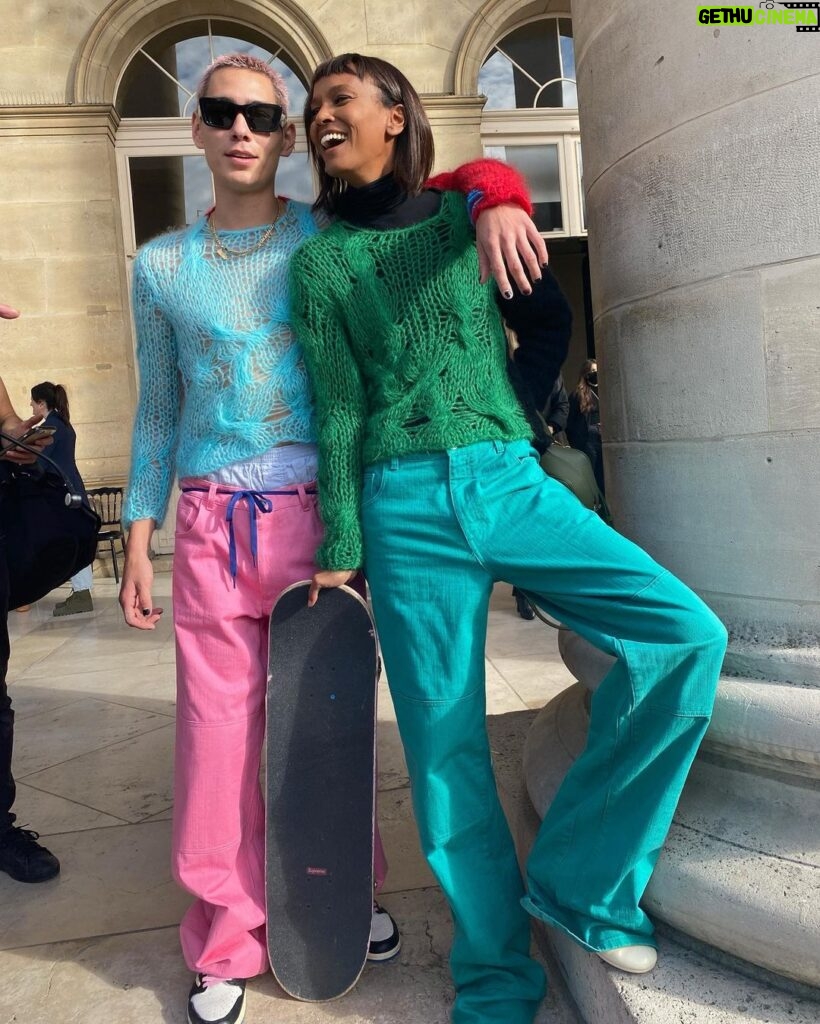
{"left": 0, "top": 0, "right": 591, "bottom": 533}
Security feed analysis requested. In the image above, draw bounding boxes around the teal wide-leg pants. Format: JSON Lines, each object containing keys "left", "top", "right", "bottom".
{"left": 361, "top": 439, "right": 727, "bottom": 1024}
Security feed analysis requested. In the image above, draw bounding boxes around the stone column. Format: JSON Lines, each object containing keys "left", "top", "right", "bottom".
{"left": 523, "top": 0, "right": 820, "bottom": 1000}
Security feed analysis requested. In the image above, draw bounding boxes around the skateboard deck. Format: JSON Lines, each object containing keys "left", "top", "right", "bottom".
{"left": 265, "top": 581, "right": 377, "bottom": 1002}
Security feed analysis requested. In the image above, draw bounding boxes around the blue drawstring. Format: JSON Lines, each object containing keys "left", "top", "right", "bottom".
{"left": 225, "top": 490, "right": 273, "bottom": 584}
{"left": 181, "top": 486, "right": 314, "bottom": 585}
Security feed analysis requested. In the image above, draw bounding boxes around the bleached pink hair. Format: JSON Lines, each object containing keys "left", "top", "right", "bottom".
{"left": 196, "top": 52, "right": 289, "bottom": 113}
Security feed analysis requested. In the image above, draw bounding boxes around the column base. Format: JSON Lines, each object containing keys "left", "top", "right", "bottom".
{"left": 522, "top": 648, "right": 820, "bottom": 989}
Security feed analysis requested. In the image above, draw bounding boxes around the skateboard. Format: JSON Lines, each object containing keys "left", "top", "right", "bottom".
{"left": 265, "top": 581, "right": 378, "bottom": 1001}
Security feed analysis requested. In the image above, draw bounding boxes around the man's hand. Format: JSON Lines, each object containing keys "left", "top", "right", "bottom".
{"left": 1, "top": 415, "right": 53, "bottom": 465}
{"left": 475, "top": 204, "right": 548, "bottom": 299}
{"left": 120, "top": 549, "right": 163, "bottom": 629}
{"left": 308, "top": 569, "right": 358, "bottom": 607}
{"left": 0, "top": 304, "right": 20, "bottom": 320}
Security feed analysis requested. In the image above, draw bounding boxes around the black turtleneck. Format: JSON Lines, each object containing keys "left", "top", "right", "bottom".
{"left": 333, "top": 173, "right": 441, "bottom": 229}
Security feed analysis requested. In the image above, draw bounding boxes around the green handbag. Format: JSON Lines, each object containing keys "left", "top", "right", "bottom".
{"left": 539, "top": 442, "right": 611, "bottom": 524}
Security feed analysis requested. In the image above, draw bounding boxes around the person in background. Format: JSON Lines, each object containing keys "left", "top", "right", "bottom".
{"left": 29, "top": 381, "right": 93, "bottom": 615}
{"left": 0, "top": 303, "right": 61, "bottom": 883}
{"left": 567, "top": 357, "right": 604, "bottom": 494}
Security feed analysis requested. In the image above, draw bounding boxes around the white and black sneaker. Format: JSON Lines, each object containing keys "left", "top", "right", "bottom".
{"left": 187, "top": 975, "right": 246, "bottom": 1024}
{"left": 368, "top": 901, "right": 401, "bottom": 961}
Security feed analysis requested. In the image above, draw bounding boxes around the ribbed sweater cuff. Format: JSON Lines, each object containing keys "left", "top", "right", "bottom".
{"left": 426, "top": 158, "right": 533, "bottom": 220}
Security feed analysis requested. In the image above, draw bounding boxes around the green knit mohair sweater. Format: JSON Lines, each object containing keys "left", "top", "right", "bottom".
{"left": 289, "top": 190, "right": 532, "bottom": 570}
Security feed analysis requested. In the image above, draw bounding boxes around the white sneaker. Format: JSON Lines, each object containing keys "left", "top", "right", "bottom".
{"left": 368, "top": 901, "right": 401, "bottom": 961}
{"left": 187, "top": 975, "right": 246, "bottom": 1024}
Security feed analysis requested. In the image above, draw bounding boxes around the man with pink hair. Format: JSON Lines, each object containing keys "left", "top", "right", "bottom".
{"left": 119, "top": 52, "right": 546, "bottom": 1024}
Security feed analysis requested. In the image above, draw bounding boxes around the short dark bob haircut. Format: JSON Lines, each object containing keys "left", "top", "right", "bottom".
{"left": 305, "top": 53, "right": 434, "bottom": 214}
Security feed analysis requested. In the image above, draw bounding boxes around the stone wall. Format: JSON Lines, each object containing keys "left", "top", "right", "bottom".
{"left": 0, "top": 106, "right": 134, "bottom": 485}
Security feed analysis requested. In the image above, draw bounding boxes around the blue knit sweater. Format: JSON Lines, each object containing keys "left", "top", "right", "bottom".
{"left": 124, "top": 201, "right": 322, "bottom": 526}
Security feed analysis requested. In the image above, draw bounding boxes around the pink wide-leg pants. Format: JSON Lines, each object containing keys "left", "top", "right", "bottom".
{"left": 172, "top": 480, "right": 388, "bottom": 979}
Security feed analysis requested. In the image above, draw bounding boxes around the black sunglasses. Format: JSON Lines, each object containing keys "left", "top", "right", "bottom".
{"left": 198, "top": 97, "right": 284, "bottom": 134}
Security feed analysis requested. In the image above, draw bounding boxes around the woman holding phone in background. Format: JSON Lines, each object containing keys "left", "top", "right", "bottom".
{"left": 30, "top": 382, "right": 94, "bottom": 615}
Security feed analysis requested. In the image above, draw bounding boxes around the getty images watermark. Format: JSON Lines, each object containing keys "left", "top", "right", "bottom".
{"left": 697, "top": 2, "right": 820, "bottom": 30}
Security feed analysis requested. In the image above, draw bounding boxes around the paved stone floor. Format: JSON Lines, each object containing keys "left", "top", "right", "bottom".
{"left": 1, "top": 575, "right": 582, "bottom": 1024}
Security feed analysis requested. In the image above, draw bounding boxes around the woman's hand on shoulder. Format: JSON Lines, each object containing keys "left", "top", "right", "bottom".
{"left": 308, "top": 570, "right": 358, "bottom": 607}
{"left": 475, "top": 204, "right": 548, "bottom": 299}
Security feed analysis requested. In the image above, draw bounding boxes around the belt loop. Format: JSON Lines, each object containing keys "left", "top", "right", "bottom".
{"left": 493, "top": 439, "right": 505, "bottom": 454}
{"left": 297, "top": 483, "right": 311, "bottom": 510}
{"left": 390, "top": 456, "right": 399, "bottom": 472}
{"left": 206, "top": 482, "right": 219, "bottom": 510}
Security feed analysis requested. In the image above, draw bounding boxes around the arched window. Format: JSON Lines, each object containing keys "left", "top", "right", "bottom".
{"left": 115, "top": 18, "right": 312, "bottom": 252}
{"left": 478, "top": 17, "right": 577, "bottom": 110}
{"left": 478, "top": 16, "right": 584, "bottom": 237}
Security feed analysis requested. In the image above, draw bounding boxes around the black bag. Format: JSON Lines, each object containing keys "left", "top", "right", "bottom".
{"left": 0, "top": 467, "right": 100, "bottom": 609}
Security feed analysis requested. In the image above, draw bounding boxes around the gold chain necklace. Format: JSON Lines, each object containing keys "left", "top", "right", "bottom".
{"left": 207, "top": 200, "right": 281, "bottom": 260}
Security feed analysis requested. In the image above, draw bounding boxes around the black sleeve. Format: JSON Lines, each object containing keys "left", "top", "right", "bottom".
{"left": 566, "top": 394, "right": 588, "bottom": 451}
{"left": 498, "top": 268, "right": 572, "bottom": 412}
{"left": 41, "top": 417, "right": 70, "bottom": 479}
{"left": 498, "top": 268, "right": 572, "bottom": 453}
{"left": 545, "top": 377, "right": 569, "bottom": 432}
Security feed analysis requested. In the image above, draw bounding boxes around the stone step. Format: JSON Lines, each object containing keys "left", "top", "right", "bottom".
{"left": 533, "top": 923, "right": 820, "bottom": 1024}
{"left": 557, "top": 631, "right": 820, "bottom": 777}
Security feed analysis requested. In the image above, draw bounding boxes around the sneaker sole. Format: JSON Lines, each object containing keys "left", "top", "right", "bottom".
{"left": 0, "top": 863, "right": 60, "bottom": 883}
{"left": 367, "top": 936, "right": 402, "bottom": 962}
{"left": 187, "top": 994, "right": 246, "bottom": 1024}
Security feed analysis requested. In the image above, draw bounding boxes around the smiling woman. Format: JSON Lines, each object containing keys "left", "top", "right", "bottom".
{"left": 288, "top": 50, "right": 729, "bottom": 1024}
{"left": 305, "top": 54, "right": 433, "bottom": 212}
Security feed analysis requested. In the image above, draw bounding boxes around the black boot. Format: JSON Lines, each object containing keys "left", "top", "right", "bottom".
{"left": 513, "top": 587, "right": 535, "bottom": 621}
{"left": 0, "top": 821, "right": 60, "bottom": 882}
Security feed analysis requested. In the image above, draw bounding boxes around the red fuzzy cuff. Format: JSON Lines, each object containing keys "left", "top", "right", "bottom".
{"left": 425, "top": 158, "right": 533, "bottom": 217}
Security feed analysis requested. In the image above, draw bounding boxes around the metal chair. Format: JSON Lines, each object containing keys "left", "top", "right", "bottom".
{"left": 86, "top": 486, "right": 125, "bottom": 583}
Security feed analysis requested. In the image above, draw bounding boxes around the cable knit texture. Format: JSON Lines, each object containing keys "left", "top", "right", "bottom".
{"left": 289, "top": 190, "right": 534, "bottom": 571}
{"left": 124, "top": 201, "right": 324, "bottom": 527}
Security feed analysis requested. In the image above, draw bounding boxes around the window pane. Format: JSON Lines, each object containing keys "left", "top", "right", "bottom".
{"left": 484, "top": 144, "right": 563, "bottom": 232}
{"left": 478, "top": 50, "right": 517, "bottom": 111}
{"left": 559, "top": 20, "right": 576, "bottom": 80}
{"left": 130, "top": 155, "right": 212, "bottom": 246}
{"left": 479, "top": 18, "right": 578, "bottom": 110}
{"left": 275, "top": 152, "right": 314, "bottom": 205}
{"left": 507, "top": 21, "right": 559, "bottom": 102}
{"left": 484, "top": 21, "right": 559, "bottom": 108}
{"left": 118, "top": 23, "right": 307, "bottom": 118}
{"left": 559, "top": 19, "right": 578, "bottom": 107}
{"left": 560, "top": 80, "right": 578, "bottom": 108}
{"left": 173, "top": 33, "right": 212, "bottom": 110}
